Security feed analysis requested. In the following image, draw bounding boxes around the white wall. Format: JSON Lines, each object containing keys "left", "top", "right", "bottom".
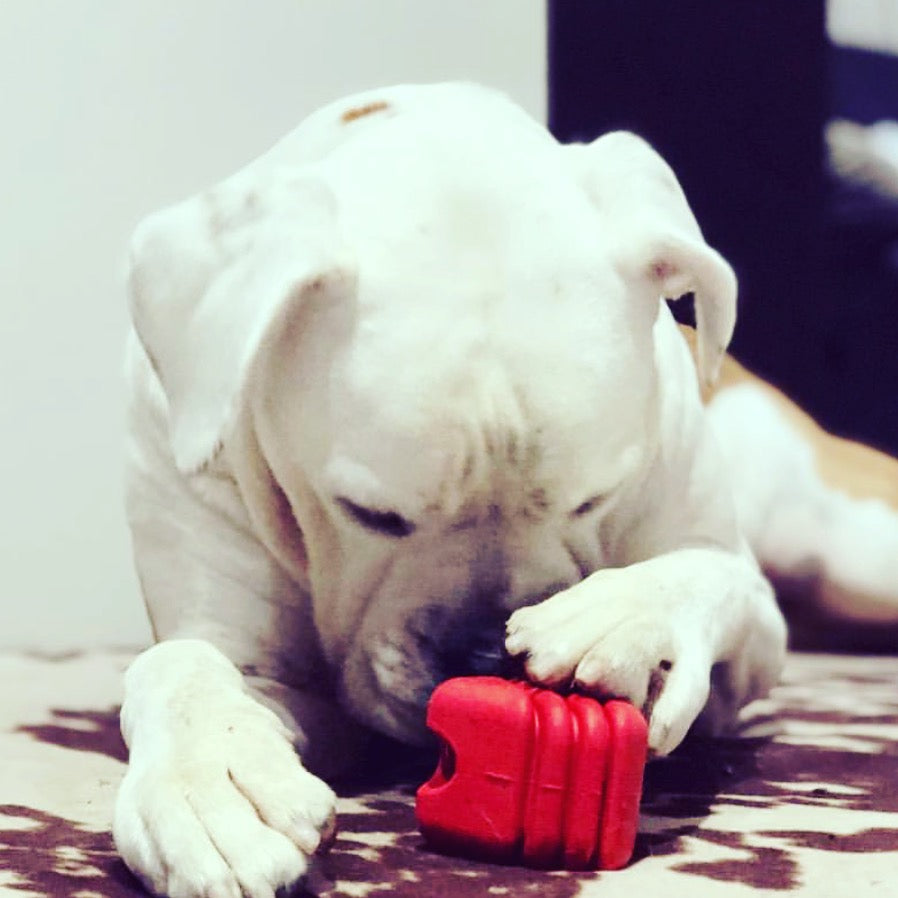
{"left": 0, "top": 1, "right": 546, "bottom": 650}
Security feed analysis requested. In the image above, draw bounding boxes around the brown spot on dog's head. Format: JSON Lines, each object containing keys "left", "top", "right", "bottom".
{"left": 341, "top": 100, "right": 390, "bottom": 123}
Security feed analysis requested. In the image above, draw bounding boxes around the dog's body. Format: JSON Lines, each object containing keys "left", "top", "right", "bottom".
{"left": 114, "top": 84, "right": 898, "bottom": 898}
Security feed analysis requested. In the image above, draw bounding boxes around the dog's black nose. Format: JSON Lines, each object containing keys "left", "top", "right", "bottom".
{"left": 443, "top": 617, "right": 522, "bottom": 679}
{"left": 465, "top": 627, "right": 508, "bottom": 676}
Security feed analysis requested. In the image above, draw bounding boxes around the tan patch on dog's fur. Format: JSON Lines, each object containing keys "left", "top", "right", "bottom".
{"left": 680, "top": 325, "right": 898, "bottom": 511}
{"left": 341, "top": 101, "right": 390, "bottom": 124}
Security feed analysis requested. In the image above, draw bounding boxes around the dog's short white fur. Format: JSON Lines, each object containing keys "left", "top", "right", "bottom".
{"left": 113, "top": 82, "right": 880, "bottom": 898}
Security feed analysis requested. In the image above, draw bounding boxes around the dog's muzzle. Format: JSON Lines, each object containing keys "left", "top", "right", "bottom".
{"left": 405, "top": 604, "right": 521, "bottom": 681}
{"left": 349, "top": 605, "right": 526, "bottom": 744}
{"left": 439, "top": 616, "right": 523, "bottom": 679}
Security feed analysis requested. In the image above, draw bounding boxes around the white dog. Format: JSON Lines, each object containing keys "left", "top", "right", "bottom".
{"left": 113, "top": 83, "right": 898, "bottom": 898}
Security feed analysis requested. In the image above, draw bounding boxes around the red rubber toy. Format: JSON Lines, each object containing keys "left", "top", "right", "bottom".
{"left": 415, "top": 677, "right": 648, "bottom": 870}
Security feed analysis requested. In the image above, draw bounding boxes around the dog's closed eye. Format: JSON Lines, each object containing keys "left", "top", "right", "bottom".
{"left": 571, "top": 495, "right": 605, "bottom": 518}
{"left": 336, "top": 497, "right": 416, "bottom": 538}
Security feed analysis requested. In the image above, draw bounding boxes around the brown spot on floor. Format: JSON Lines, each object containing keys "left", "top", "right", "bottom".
{"left": 341, "top": 100, "right": 390, "bottom": 123}
{"left": 17, "top": 707, "right": 127, "bottom": 762}
{"left": 0, "top": 805, "right": 144, "bottom": 898}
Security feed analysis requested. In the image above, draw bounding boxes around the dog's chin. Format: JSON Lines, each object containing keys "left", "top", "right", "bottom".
{"left": 354, "top": 693, "right": 436, "bottom": 747}
{"left": 339, "top": 641, "right": 440, "bottom": 746}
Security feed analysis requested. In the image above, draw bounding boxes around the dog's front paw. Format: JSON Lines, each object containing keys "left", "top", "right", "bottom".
{"left": 114, "top": 693, "right": 336, "bottom": 898}
{"left": 505, "top": 570, "right": 711, "bottom": 756}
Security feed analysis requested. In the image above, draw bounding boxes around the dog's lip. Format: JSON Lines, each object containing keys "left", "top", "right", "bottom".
{"left": 341, "top": 647, "right": 437, "bottom": 744}
{"left": 359, "top": 692, "right": 434, "bottom": 746}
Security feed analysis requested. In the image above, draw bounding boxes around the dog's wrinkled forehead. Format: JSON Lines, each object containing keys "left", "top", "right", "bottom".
{"left": 324, "top": 297, "right": 652, "bottom": 523}
{"left": 276, "top": 106, "right": 661, "bottom": 520}
{"left": 256, "top": 125, "right": 655, "bottom": 526}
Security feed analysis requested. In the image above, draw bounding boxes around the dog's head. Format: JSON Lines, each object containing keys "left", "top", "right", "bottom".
{"left": 128, "top": 85, "right": 735, "bottom": 742}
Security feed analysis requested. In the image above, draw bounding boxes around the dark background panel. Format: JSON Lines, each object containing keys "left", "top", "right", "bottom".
{"left": 549, "top": 1, "right": 898, "bottom": 455}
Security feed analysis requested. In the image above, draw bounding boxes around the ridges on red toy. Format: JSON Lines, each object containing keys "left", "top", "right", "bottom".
{"left": 415, "top": 677, "right": 648, "bottom": 870}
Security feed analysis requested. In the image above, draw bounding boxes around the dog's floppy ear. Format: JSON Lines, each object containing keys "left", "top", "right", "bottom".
{"left": 128, "top": 170, "right": 354, "bottom": 473}
{"left": 570, "top": 132, "right": 736, "bottom": 386}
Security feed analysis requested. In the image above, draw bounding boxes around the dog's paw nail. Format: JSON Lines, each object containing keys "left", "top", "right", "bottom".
{"left": 649, "top": 724, "right": 673, "bottom": 756}
{"left": 572, "top": 658, "right": 600, "bottom": 685}
{"left": 316, "top": 811, "right": 338, "bottom": 855}
{"left": 506, "top": 608, "right": 532, "bottom": 630}
{"left": 290, "top": 815, "right": 323, "bottom": 854}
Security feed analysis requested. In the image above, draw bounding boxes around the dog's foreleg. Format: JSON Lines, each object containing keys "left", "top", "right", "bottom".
{"left": 505, "top": 547, "right": 786, "bottom": 755}
{"left": 115, "top": 639, "right": 337, "bottom": 898}
{"left": 116, "top": 389, "right": 340, "bottom": 897}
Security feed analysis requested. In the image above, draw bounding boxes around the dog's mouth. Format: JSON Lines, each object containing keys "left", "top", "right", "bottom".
{"left": 339, "top": 636, "right": 438, "bottom": 745}
{"left": 405, "top": 603, "right": 517, "bottom": 677}
{"left": 438, "top": 627, "right": 526, "bottom": 680}
{"left": 341, "top": 610, "right": 518, "bottom": 744}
